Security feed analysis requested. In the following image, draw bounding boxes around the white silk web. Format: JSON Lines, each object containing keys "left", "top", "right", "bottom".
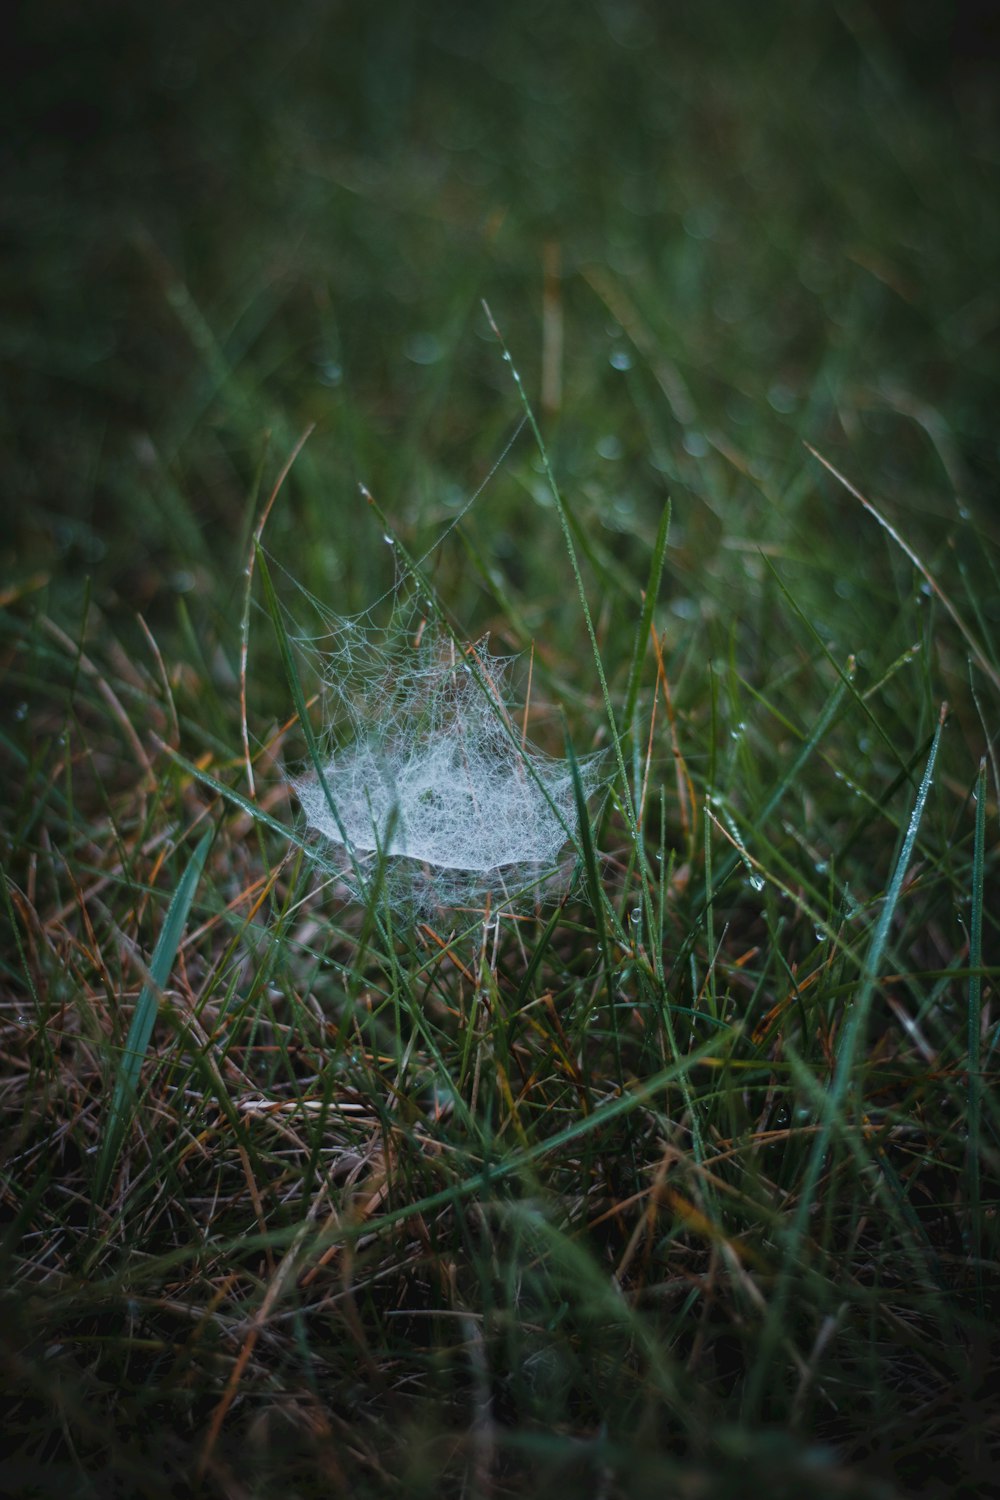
{"left": 291, "top": 587, "right": 601, "bottom": 916}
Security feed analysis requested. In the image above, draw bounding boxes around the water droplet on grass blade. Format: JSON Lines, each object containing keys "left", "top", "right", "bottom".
{"left": 682, "top": 430, "right": 709, "bottom": 458}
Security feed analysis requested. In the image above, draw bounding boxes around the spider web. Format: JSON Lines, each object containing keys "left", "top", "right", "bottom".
{"left": 289, "top": 575, "right": 601, "bottom": 918}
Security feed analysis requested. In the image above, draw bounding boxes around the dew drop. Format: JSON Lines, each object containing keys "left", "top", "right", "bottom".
{"left": 610, "top": 350, "right": 633, "bottom": 371}
{"left": 382, "top": 534, "right": 395, "bottom": 546}
{"left": 748, "top": 873, "right": 765, "bottom": 892}
{"left": 682, "top": 430, "right": 709, "bottom": 458}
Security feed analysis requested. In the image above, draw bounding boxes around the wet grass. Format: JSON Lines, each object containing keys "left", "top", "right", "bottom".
{"left": 2, "top": 3, "right": 999, "bottom": 1496}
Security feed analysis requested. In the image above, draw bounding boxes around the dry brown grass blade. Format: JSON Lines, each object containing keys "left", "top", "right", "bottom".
{"left": 0, "top": 571, "right": 50, "bottom": 608}
{"left": 136, "top": 613, "right": 179, "bottom": 749}
{"left": 197, "top": 1177, "right": 331, "bottom": 1479}
{"left": 581, "top": 263, "right": 696, "bottom": 424}
{"left": 298, "top": 1141, "right": 390, "bottom": 1289}
{"left": 41, "top": 616, "right": 153, "bottom": 781}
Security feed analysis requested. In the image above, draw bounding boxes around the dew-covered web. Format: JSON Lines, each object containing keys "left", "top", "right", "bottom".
{"left": 290, "top": 583, "right": 602, "bottom": 916}
{"left": 281, "top": 490, "right": 601, "bottom": 918}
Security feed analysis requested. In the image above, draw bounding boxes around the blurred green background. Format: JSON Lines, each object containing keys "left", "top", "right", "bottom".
{"left": 5, "top": 0, "right": 998, "bottom": 657}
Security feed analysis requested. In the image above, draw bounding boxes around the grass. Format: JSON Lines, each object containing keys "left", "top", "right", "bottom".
{"left": 2, "top": 2, "right": 999, "bottom": 1496}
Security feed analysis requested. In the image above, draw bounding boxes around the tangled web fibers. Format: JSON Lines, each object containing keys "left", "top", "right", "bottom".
{"left": 292, "top": 596, "right": 601, "bottom": 916}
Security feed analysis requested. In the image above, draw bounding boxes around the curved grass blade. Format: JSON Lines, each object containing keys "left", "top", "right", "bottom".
{"left": 255, "top": 542, "right": 351, "bottom": 852}
{"left": 93, "top": 828, "right": 213, "bottom": 1208}
{"left": 565, "top": 727, "right": 611, "bottom": 974}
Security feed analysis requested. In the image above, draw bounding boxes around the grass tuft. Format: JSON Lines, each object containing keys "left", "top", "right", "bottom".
{"left": 3, "top": 4, "right": 999, "bottom": 1496}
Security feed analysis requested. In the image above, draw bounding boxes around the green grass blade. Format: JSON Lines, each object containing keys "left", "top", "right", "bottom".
{"left": 161, "top": 742, "right": 312, "bottom": 850}
{"left": 255, "top": 542, "right": 350, "bottom": 849}
{"left": 93, "top": 828, "right": 213, "bottom": 1207}
{"left": 565, "top": 726, "right": 614, "bottom": 1006}
{"left": 746, "top": 703, "right": 946, "bottom": 1415}
{"left": 484, "top": 303, "right": 636, "bottom": 834}
{"left": 688, "top": 669, "right": 851, "bottom": 920}
{"left": 621, "top": 497, "right": 671, "bottom": 738}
